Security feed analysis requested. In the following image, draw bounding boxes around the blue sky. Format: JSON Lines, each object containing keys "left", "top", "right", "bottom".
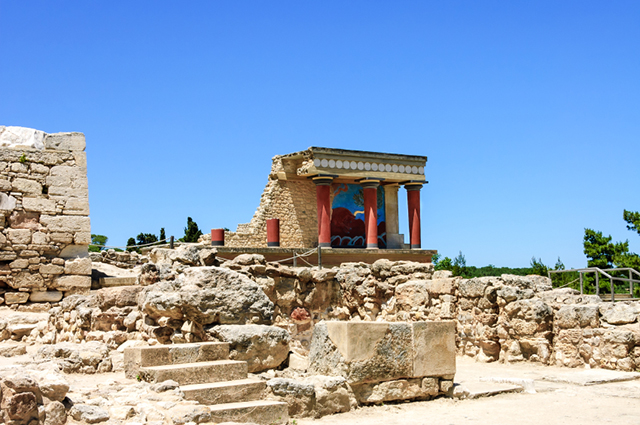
{"left": 1, "top": 1, "right": 638, "bottom": 267}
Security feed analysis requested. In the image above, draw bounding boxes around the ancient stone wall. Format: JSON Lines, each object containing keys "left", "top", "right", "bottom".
{"left": 215, "top": 155, "right": 319, "bottom": 248}
{"left": 0, "top": 126, "right": 91, "bottom": 306}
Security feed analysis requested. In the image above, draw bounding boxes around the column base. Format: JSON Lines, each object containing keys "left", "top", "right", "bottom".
{"left": 366, "top": 244, "right": 379, "bottom": 249}
{"left": 410, "top": 244, "right": 421, "bottom": 249}
{"left": 267, "top": 242, "right": 280, "bottom": 247}
{"left": 318, "top": 242, "right": 331, "bottom": 248}
{"left": 211, "top": 241, "right": 224, "bottom": 246}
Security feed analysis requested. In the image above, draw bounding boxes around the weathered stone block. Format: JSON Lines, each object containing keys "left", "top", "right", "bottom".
{"left": 64, "top": 199, "right": 90, "bottom": 215}
{"left": 30, "top": 290, "right": 63, "bottom": 302}
{"left": 0, "top": 192, "right": 16, "bottom": 211}
{"left": 396, "top": 280, "right": 429, "bottom": 310}
{"left": 40, "top": 264, "right": 64, "bottom": 275}
{"left": 10, "top": 271, "right": 44, "bottom": 290}
{"left": 40, "top": 215, "right": 90, "bottom": 232}
{"left": 425, "top": 278, "right": 456, "bottom": 295}
{"left": 12, "top": 178, "right": 42, "bottom": 195}
{"left": 52, "top": 275, "right": 91, "bottom": 291}
{"left": 7, "top": 229, "right": 31, "bottom": 244}
{"left": 74, "top": 231, "right": 91, "bottom": 245}
{"left": 9, "top": 211, "right": 40, "bottom": 230}
{"left": 22, "top": 198, "right": 57, "bottom": 214}
{"left": 309, "top": 321, "right": 456, "bottom": 385}
{"left": 64, "top": 257, "right": 92, "bottom": 275}
{"left": 49, "top": 232, "right": 74, "bottom": 244}
{"left": 5, "top": 292, "right": 30, "bottom": 304}
{"left": 44, "top": 132, "right": 86, "bottom": 151}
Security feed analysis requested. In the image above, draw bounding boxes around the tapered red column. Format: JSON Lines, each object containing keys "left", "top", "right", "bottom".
{"left": 361, "top": 180, "right": 380, "bottom": 249}
{"left": 313, "top": 177, "right": 334, "bottom": 248}
{"left": 405, "top": 183, "right": 423, "bottom": 249}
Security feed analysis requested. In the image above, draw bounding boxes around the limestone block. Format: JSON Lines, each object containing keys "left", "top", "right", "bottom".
{"left": 12, "top": 178, "right": 42, "bottom": 195}
{"left": 44, "top": 132, "right": 86, "bottom": 151}
{"left": 425, "top": 278, "right": 457, "bottom": 295}
{"left": 555, "top": 305, "right": 600, "bottom": 329}
{"left": 10, "top": 258, "right": 29, "bottom": 269}
{"left": 22, "top": 198, "right": 57, "bottom": 214}
{"left": 59, "top": 245, "right": 89, "bottom": 258}
{"left": 40, "top": 215, "right": 91, "bottom": 232}
{"left": 0, "top": 126, "right": 45, "bottom": 149}
{"left": 412, "top": 321, "right": 457, "bottom": 377}
{"left": 396, "top": 280, "right": 429, "bottom": 310}
{"left": 64, "top": 199, "right": 90, "bottom": 215}
{"left": 10, "top": 271, "right": 45, "bottom": 290}
{"left": 351, "top": 378, "right": 430, "bottom": 404}
{"left": 11, "top": 162, "right": 29, "bottom": 173}
{"left": 9, "top": 211, "right": 41, "bottom": 230}
{"left": 32, "top": 231, "right": 49, "bottom": 245}
{"left": 7, "top": 228, "right": 32, "bottom": 244}
{"left": 73, "top": 152, "right": 87, "bottom": 167}
{"left": 64, "top": 257, "right": 92, "bottom": 275}
{"left": 48, "top": 187, "right": 87, "bottom": 198}
{"left": 0, "top": 178, "right": 12, "bottom": 191}
{"left": 30, "top": 163, "right": 49, "bottom": 174}
{"left": 49, "top": 232, "right": 74, "bottom": 244}
{"left": 309, "top": 321, "right": 413, "bottom": 384}
{"left": 0, "top": 192, "right": 17, "bottom": 211}
{"left": 30, "top": 290, "right": 63, "bottom": 302}
{"left": 5, "top": 292, "right": 30, "bottom": 304}
{"left": 74, "top": 232, "right": 91, "bottom": 245}
{"left": 209, "top": 324, "right": 290, "bottom": 372}
{"left": 600, "top": 303, "right": 639, "bottom": 325}
{"left": 52, "top": 275, "right": 91, "bottom": 291}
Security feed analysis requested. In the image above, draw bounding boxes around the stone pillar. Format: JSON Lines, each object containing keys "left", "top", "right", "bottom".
{"left": 313, "top": 176, "right": 334, "bottom": 248}
{"left": 361, "top": 180, "right": 380, "bottom": 249}
{"left": 383, "top": 184, "right": 402, "bottom": 249}
{"left": 405, "top": 182, "right": 423, "bottom": 249}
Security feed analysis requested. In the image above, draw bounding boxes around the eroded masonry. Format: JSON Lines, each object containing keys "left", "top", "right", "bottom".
{"left": 0, "top": 126, "right": 91, "bottom": 305}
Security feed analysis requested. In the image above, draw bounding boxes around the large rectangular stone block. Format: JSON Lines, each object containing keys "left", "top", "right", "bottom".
{"left": 40, "top": 215, "right": 90, "bottom": 233}
{"left": 52, "top": 275, "right": 91, "bottom": 291}
{"left": 309, "top": 321, "right": 456, "bottom": 385}
{"left": 44, "top": 132, "right": 86, "bottom": 151}
{"left": 22, "top": 198, "right": 57, "bottom": 214}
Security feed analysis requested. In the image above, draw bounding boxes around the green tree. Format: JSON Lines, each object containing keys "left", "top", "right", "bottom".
{"left": 89, "top": 234, "right": 108, "bottom": 252}
{"left": 530, "top": 257, "right": 548, "bottom": 277}
{"left": 583, "top": 229, "right": 629, "bottom": 269}
{"left": 452, "top": 251, "right": 468, "bottom": 278}
{"left": 180, "top": 217, "right": 203, "bottom": 243}
{"left": 160, "top": 227, "right": 166, "bottom": 242}
{"left": 126, "top": 237, "right": 139, "bottom": 253}
{"left": 136, "top": 233, "right": 158, "bottom": 246}
{"left": 624, "top": 210, "right": 640, "bottom": 236}
{"left": 434, "top": 256, "right": 453, "bottom": 271}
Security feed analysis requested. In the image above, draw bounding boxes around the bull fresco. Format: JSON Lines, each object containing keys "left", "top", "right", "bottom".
{"left": 330, "top": 183, "right": 386, "bottom": 248}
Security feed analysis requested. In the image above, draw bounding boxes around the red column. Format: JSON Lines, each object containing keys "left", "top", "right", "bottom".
{"left": 266, "top": 219, "right": 280, "bottom": 247}
{"left": 313, "top": 177, "right": 333, "bottom": 248}
{"left": 405, "top": 183, "right": 423, "bottom": 249}
{"left": 211, "top": 229, "right": 224, "bottom": 246}
{"left": 361, "top": 180, "right": 379, "bottom": 249}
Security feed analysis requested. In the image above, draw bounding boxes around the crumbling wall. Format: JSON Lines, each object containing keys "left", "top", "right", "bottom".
{"left": 203, "top": 155, "right": 319, "bottom": 248}
{"left": 0, "top": 126, "right": 91, "bottom": 306}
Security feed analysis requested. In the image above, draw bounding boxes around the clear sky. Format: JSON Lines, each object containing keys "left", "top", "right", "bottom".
{"left": 1, "top": 1, "right": 638, "bottom": 268}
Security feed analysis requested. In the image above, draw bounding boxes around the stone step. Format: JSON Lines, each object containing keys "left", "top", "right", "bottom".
{"left": 99, "top": 276, "right": 138, "bottom": 287}
{"left": 181, "top": 379, "right": 266, "bottom": 405}
{"left": 139, "top": 360, "right": 247, "bottom": 385}
{"left": 208, "top": 400, "right": 289, "bottom": 425}
{"left": 124, "top": 342, "right": 230, "bottom": 379}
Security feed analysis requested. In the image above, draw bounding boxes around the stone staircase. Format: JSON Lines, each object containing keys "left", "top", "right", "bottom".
{"left": 124, "top": 342, "right": 288, "bottom": 424}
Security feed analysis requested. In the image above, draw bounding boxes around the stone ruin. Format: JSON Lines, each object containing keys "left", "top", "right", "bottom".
{"left": 1, "top": 126, "right": 640, "bottom": 425}
{"left": 0, "top": 126, "right": 91, "bottom": 306}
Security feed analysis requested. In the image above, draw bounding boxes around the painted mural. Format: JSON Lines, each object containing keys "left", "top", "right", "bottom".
{"left": 330, "top": 183, "right": 386, "bottom": 248}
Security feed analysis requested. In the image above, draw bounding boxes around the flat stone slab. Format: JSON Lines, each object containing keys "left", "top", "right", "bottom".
{"left": 541, "top": 369, "right": 640, "bottom": 386}
{"left": 100, "top": 277, "right": 138, "bottom": 287}
{"left": 458, "top": 381, "right": 524, "bottom": 399}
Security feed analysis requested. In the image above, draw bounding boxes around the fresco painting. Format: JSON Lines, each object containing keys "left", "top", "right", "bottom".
{"left": 330, "top": 183, "right": 386, "bottom": 248}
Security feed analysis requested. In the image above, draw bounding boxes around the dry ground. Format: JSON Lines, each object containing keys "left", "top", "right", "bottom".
{"left": 298, "top": 356, "right": 640, "bottom": 425}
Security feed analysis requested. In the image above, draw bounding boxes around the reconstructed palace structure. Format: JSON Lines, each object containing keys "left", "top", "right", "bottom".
{"left": 218, "top": 147, "right": 435, "bottom": 263}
